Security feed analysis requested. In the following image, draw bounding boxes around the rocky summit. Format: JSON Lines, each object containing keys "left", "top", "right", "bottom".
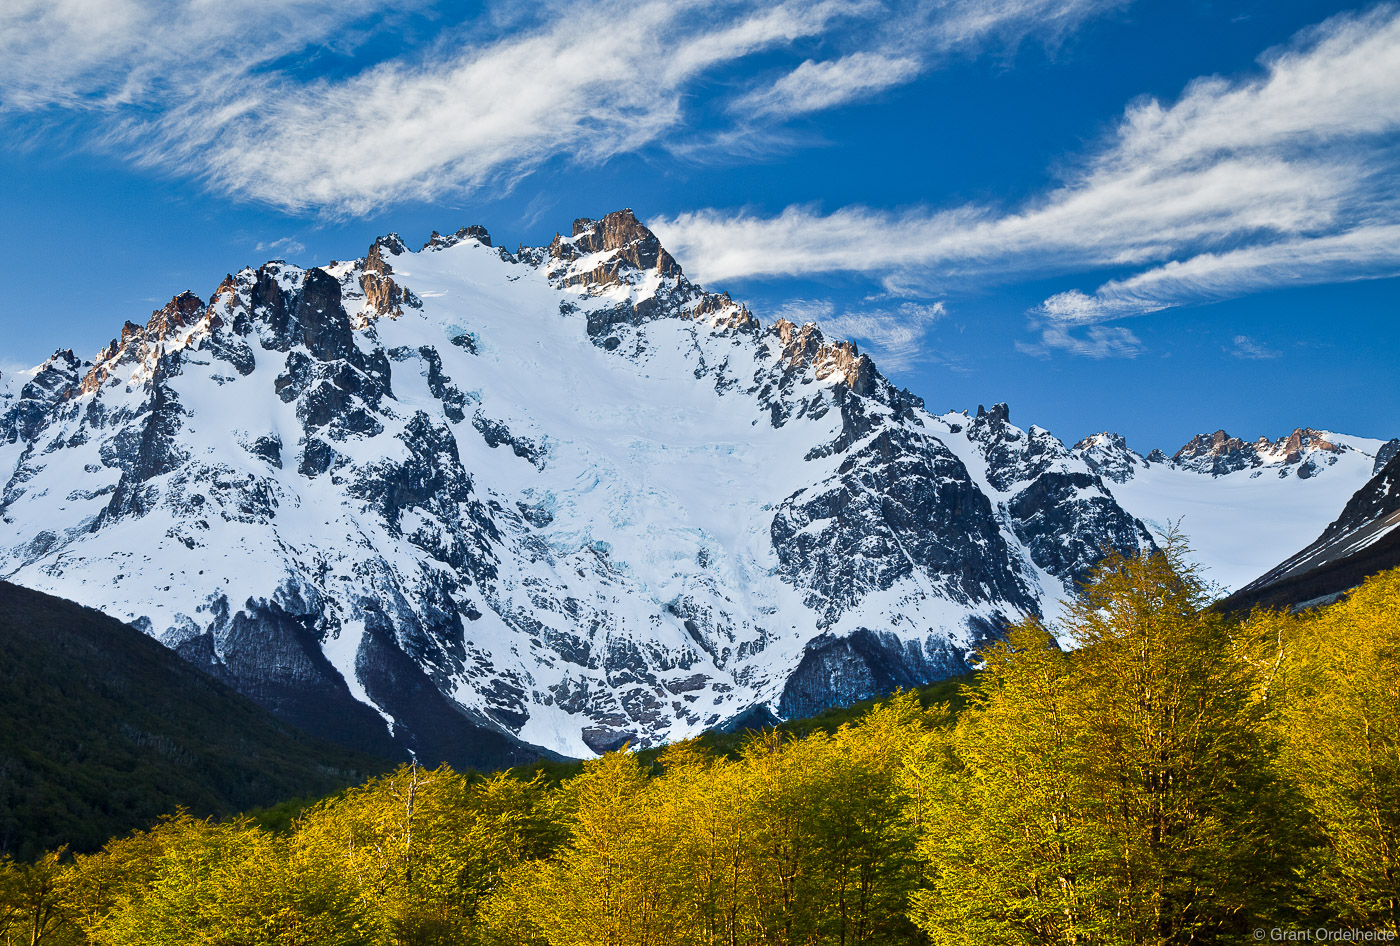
{"left": 0, "top": 210, "right": 1385, "bottom": 764}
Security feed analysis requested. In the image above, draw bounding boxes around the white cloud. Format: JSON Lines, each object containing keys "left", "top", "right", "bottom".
{"left": 733, "top": 0, "right": 1129, "bottom": 119}
{"left": 735, "top": 52, "right": 922, "bottom": 117}
{"left": 0, "top": 0, "right": 387, "bottom": 111}
{"left": 1036, "top": 223, "right": 1400, "bottom": 320}
{"left": 254, "top": 237, "right": 308, "bottom": 258}
{"left": 928, "top": 0, "right": 1127, "bottom": 50}
{"left": 0, "top": 0, "right": 1126, "bottom": 213}
{"left": 652, "top": 5, "right": 1400, "bottom": 354}
{"left": 1229, "top": 335, "right": 1279, "bottom": 360}
{"left": 1016, "top": 324, "right": 1144, "bottom": 359}
{"left": 116, "top": 0, "right": 852, "bottom": 213}
{"left": 773, "top": 298, "right": 948, "bottom": 371}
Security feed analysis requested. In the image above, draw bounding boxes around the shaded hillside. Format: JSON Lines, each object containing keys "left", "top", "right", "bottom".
{"left": 1217, "top": 451, "right": 1400, "bottom": 614}
{"left": 0, "top": 581, "right": 393, "bottom": 859}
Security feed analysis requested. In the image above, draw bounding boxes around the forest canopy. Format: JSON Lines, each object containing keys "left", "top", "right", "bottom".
{"left": 4, "top": 547, "right": 1399, "bottom": 945}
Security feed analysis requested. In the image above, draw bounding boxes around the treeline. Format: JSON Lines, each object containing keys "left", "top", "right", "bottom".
{"left": 3, "top": 544, "right": 1398, "bottom": 945}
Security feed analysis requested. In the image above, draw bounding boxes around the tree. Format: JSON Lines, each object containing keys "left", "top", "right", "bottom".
{"left": 913, "top": 621, "right": 1112, "bottom": 946}
{"left": 1067, "top": 541, "right": 1303, "bottom": 942}
{"left": 493, "top": 750, "right": 682, "bottom": 946}
{"left": 0, "top": 850, "right": 74, "bottom": 946}
{"left": 81, "top": 816, "right": 374, "bottom": 946}
{"left": 913, "top": 539, "right": 1305, "bottom": 945}
{"left": 294, "top": 763, "right": 561, "bottom": 945}
{"left": 1256, "top": 567, "right": 1400, "bottom": 931}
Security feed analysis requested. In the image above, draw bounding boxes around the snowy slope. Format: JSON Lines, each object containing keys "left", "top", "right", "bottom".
{"left": 1074, "top": 431, "right": 1385, "bottom": 592}
{"left": 0, "top": 211, "right": 1150, "bottom": 762}
{"left": 1218, "top": 449, "right": 1400, "bottom": 612}
{"left": 0, "top": 209, "right": 1372, "bottom": 762}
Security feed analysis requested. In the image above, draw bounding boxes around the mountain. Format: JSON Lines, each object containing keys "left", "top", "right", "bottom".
{"left": 0, "top": 581, "right": 389, "bottom": 859}
{"left": 1072, "top": 427, "right": 1385, "bottom": 592}
{"left": 0, "top": 208, "right": 1364, "bottom": 763}
{"left": 1375, "top": 438, "right": 1400, "bottom": 474}
{"left": 1215, "top": 450, "right": 1400, "bottom": 613}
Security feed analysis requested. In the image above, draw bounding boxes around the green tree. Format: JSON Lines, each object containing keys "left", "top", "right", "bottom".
{"left": 1257, "top": 567, "right": 1400, "bottom": 931}
{"left": 0, "top": 850, "right": 74, "bottom": 946}
{"left": 913, "top": 540, "right": 1305, "bottom": 945}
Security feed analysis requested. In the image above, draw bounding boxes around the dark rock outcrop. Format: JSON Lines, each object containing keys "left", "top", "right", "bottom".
{"left": 773, "top": 425, "right": 1036, "bottom": 625}
{"left": 1375, "top": 439, "right": 1400, "bottom": 475}
{"left": 778, "top": 629, "right": 974, "bottom": 720}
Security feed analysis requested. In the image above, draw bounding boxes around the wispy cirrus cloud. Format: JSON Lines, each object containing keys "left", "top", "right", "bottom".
{"left": 150, "top": 0, "right": 852, "bottom": 213}
{"left": 653, "top": 5, "right": 1400, "bottom": 356}
{"left": 254, "top": 236, "right": 307, "bottom": 258}
{"left": 735, "top": 0, "right": 1130, "bottom": 119}
{"left": 1228, "top": 335, "right": 1280, "bottom": 360}
{"left": 0, "top": 0, "right": 391, "bottom": 111}
{"left": 734, "top": 52, "right": 922, "bottom": 118}
{"left": 0, "top": 0, "right": 1126, "bottom": 213}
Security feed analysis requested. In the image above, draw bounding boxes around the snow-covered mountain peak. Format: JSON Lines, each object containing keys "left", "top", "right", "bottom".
{"left": 545, "top": 209, "right": 681, "bottom": 288}
{"left": 1170, "top": 426, "right": 1369, "bottom": 479}
{"left": 421, "top": 226, "right": 493, "bottom": 253}
{"left": 1071, "top": 426, "right": 1383, "bottom": 485}
{"left": 1, "top": 209, "right": 1380, "bottom": 764}
{"left": 1072, "top": 432, "right": 1156, "bottom": 484}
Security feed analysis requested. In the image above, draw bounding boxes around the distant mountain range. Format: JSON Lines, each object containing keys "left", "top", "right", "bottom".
{"left": 1, "top": 209, "right": 1391, "bottom": 763}
{"left": 1072, "top": 427, "right": 1392, "bottom": 592}
{"left": 1215, "top": 449, "right": 1400, "bottom": 613}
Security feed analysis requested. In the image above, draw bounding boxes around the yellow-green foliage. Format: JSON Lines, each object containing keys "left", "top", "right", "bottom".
{"left": 1247, "top": 569, "right": 1400, "bottom": 932}
{"left": 482, "top": 695, "right": 935, "bottom": 946}
{"left": 4, "top": 559, "right": 1399, "bottom": 946}
{"left": 914, "top": 541, "right": 1307, "bottom": 945}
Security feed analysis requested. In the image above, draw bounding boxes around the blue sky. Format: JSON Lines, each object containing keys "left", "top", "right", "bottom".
{"left": 1, "top": 0, "right": 1395, "bottom": 452}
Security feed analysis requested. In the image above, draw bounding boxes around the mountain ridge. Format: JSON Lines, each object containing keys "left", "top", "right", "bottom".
{"left": 0, "top": 209, "right": 1384, "bottom": 762}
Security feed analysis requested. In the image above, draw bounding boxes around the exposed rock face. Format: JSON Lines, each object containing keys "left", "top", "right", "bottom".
{"left": 0, "top": 210, "right": 1156, "bottom": 763}
{"left": 7, "top": 350, "right": 81, "bottom": 442}
{"left": 1172, "top": 427, "right": 1347, "bottom": 478}
{"left": 1375, "top": 439, "right": 1400, "bottom": 475}
{"left": 955, "top": 405, "right": 1153, "bottom": 593}
{"left": 775, "top": 320, "right": 877, "bottom": 396}
{"left": 1073, "top": 432, "right": 1152, "bottom": 483}
{"left": 357, "top": 235, "right": 422, "bottom": 321}
{"left": 778, "top": 629, "right": 971, "bottom": 720}
{"left": 771, "top": 424, "right": 1037, "bottom": 628}
{"left": 424, "top": 226, "right": 493, "bottom": 251}
{"left": 547, "top": 210, "right": 682, "bottom": 289}
{"left": 1174, "top": 429, "right": 1258, "bottom": 475}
